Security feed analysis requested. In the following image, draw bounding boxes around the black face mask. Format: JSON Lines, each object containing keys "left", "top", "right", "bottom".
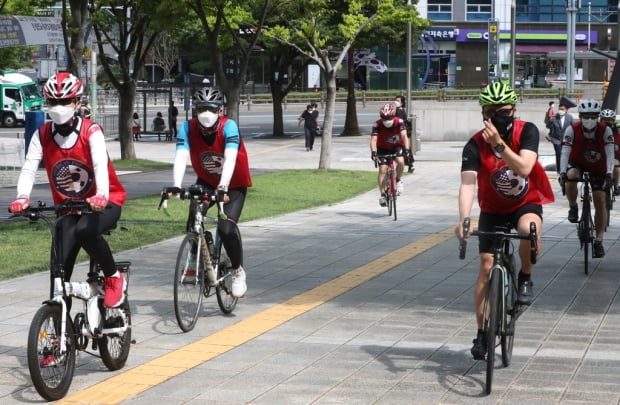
{"left": 54, "top": 122, "right": 74, "bottom": 137}
{"left": 200, "top": 130, "right": 216, "bottom": 146}
{"left": 491, "top": 115, "right": 514, "bottom": 136}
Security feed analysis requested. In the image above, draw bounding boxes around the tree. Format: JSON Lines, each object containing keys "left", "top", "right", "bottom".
{"left": 258, "top": 32, "right": 309, "bottom": 137}
{"left": 265, "top": 0, "right": 424, "bottom": 170}
{"left": 181, "top": 0, "right": 274, "bottom": 124}
{"left": 89, "top": 0, "right": 161, "bottom": 160}
{"left": 62, "top": 0, "right": 89, "bottom": 78}
{"left": 152, "top": 32, "right": 178, "bottom": 81}
{"left": 341, "top": 0, "right": 423, "bottom": 136}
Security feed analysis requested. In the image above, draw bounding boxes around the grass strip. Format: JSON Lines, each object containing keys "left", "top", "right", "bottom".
{"left": 0, "top": 169, "right": 375, "bottom": 280}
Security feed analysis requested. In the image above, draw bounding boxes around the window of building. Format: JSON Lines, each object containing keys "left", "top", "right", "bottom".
{"left": 516, "top": 0, "right": 615, "bottom": 23}
{"left": 466, "top": 0, "right": 492, "bottom": 22}
{"left": 428, "top": 0, "right": 452, "bottom": 21}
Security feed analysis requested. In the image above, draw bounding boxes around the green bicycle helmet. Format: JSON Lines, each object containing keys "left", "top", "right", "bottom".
{"left": 479, "top": 82, "right": 518, "bottom": 106}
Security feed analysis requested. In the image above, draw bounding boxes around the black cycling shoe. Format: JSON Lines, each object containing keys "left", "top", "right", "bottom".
{"left": 593, "top": 240, "right": 605, "bottom": 258}
{"left": 517, "top": 280, "right": 533, "bottom": 305}
{"left": 471, "top": 330, "right": 486, "bottom": 360}
{"left": 568, "top": 205, "right": 578, "bottom": 223}
{"left": 615, "top": 185, "right": 620, "bottom": 196}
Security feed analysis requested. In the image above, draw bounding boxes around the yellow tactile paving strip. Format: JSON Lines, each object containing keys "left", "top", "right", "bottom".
{"left": 58, "top": 226, "right": 456, "bottom": 404}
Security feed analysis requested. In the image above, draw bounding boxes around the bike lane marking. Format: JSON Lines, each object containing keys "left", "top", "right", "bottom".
{"left": 57, "top": 227, "right": 456, "bottom": 405}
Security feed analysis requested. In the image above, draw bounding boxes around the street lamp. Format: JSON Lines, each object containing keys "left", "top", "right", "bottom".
{"left": 566, "top": 0, "right": 577, "bottom": 92}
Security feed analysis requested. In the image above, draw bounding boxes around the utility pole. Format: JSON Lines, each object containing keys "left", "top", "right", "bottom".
{"left": 566, "top": 0, "right": 578, "bottom": 92}
{"left": 510, "top": 0, "right": 516, "bottom": 87}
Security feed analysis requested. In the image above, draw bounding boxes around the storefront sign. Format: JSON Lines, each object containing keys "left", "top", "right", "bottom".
{"left": 457, "top": 29, "right": 596, "bottom": 44}
{"left": 424, "top": 27, "right": 459, "bottom": 41}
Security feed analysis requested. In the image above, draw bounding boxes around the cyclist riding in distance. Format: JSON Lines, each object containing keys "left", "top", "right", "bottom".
{"left": 599, "top": 108, "right": 620, "bottom": 196}
{"left": 170, "top": 87, "right": 252, "bottom": 298}
{"left": 370, "top": 103, "right": 411, "bottom": 207}
{"left": 9, "top": 72, "right": 127, "bottom": 308}
{"left": 559, "top": 99, "right": 614, "bottom": 258}
{"left": 455, "top": 82, "right": 554, "bottom": 360}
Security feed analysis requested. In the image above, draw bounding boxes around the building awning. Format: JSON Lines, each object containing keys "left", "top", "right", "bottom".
{"left": 516, "top": 44, "right": 588, "bottom": 55}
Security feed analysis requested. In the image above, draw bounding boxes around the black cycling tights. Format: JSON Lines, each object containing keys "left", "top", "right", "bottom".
{"left": 55, "top": 202, "right": 122, "bottom": 283}
{"left": 192, "top": 182, "right": 247, "bottom": 270}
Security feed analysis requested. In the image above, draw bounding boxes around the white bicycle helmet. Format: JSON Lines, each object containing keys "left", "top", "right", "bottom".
{"left": 600, "top": 108, "right": 616, "bottom": 119}
{"left": 578, "top": 98, "right": 601, "bottom": 114}
{"left": 193, "top": 87, "right": 225, "bottom": 108}
{"left": 44, "top": 72, "right": 84, "bottom": 100}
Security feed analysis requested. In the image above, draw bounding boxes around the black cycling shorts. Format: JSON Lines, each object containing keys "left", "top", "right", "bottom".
{"left": 567, "top": 164, "right": 608, "bottom": 192}
{"left": 478, "top": 204, "right": 543, "bottom": 254}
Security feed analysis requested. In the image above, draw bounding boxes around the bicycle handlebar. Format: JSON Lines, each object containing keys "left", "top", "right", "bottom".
{"left": 8, "top": 200, "right": 91, "bottom": 222}
{"left": 158, "top": 185, "right": 228, "bottom": 220}
{"left": 459, "top": 217, "right": 538, "bottom": 264}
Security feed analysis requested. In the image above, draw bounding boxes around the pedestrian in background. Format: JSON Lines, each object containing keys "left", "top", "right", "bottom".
{"left": 132, "top": 112, "right": 141, "bottom": 141}
{"left": 168, "top": 100, "right": 179, "bottom": 139}
{"left": 546, "top": 97, "right": 575, "bottom": 173}
{"left": 298, "top": 104, "right": 319, "bottom": 151}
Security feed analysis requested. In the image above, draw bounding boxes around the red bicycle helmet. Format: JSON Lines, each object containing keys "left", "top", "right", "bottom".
{"left": 380, "top": 103, "right": 395, "bottom": 119}
{"left": 44, "top": 72, "right": 84, "bottom": 100}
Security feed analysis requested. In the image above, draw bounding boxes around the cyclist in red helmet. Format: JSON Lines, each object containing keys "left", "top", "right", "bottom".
{"left": 370, "top": 103, "right": 411, "bottom": 206}
{"left": 9, "top": 72, "right": 127, "bottom": 309}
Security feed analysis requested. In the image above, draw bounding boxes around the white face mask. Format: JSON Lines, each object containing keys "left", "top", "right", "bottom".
{"left": 382, "top": 119, "right": 394, "bottom": 128}
{"left": 394, "top": 101, "right": 401, "bottom": 108}
{"left": 558, "top": 110, "right": 566, "bottom": 116}
{"left": 198, "top": 111, "right": 219, "bottom": 128}
{"left": 581, "top": 118, "right": 597, "bottom": 131}
{"left": 48, "top": 105, "right": 75, "bottom": 125}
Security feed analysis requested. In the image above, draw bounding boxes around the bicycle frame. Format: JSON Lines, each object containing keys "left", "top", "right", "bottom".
{"left": 375, "top": 153, "right": 402, "bottom": 221}
{"left": 22, "top": 203, "right": 131, "bottom": 349}
{"left": 159, "top": 185, "right": 238, "bottom": 332}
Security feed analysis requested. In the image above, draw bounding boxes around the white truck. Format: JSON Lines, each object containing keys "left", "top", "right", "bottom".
{"left": 0, "top": 70, "right": 44, "bottom": 127}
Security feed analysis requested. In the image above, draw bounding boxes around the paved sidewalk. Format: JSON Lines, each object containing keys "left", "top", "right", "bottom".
{"left": 2, "top": 137, "right": 620, "bottom": 404}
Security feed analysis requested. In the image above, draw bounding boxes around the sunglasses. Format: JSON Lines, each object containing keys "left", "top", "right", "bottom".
{"left": 482, "top": 107, "right": 514, "bottom": 119}
{"left": 47, "top": 98, "right": 75, "bottom": 106}
{"left": 580, "top": 114, "right": 599, "bottom": 119}
{"left": 195, "top": 106, "right": 219, "bottom": 113}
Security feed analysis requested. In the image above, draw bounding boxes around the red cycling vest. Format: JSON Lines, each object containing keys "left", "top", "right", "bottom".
{"left": 568, "top": 122, "right": 608, "bottom": 173}
{"left": 473, "top": 120, "right": 555, "bottom": 214}
{"left": 188, "top": 117, "right": 252, "bottom": 189}
{"left": 38, "top": 119, "right": 126, "bottom": 206}
{"left": 374, "top": 116, "right": 406, "bottom": 150}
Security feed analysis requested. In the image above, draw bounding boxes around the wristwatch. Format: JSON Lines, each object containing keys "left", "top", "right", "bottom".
{"left": 494, "top": 141, "right": 506, "bottom": 154}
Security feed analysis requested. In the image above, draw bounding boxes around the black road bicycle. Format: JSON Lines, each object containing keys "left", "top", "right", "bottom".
{"left": 459, "top": 217, "right": 538, "bottom": 395}
{"left": 159, "top": 185, "right": 239, "bottom": 332}
{"left": 10, "top": 200, "right": 132, "bottom": 401}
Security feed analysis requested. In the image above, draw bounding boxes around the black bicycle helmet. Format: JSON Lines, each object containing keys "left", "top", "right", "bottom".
{"left": 193, "top": 87, "right": 225, "bottom": 108}
{"left": 479, "top": 82, "right": 518, "bottom": 107}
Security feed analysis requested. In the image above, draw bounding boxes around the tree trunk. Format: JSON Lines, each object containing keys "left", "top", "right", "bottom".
{"left": 318, "top": 73, "right": 338, "bottom": 171}
{"left": 271, "top": 92, "right": 285, "bottom": 137}
{"left": 117, "top": 82, "right": 136, "bottom": 160}
{"left": 341, "top": 47, "right": 361, "bottom": 136}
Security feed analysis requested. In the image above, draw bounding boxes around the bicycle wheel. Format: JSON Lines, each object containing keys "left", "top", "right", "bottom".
{"left": 216, "top": 228, "right": 240, "bottom": 314}
{"left": 581, "top": 200, "right": 592, "bottom": 275}
{"left": 174, "top": 233, "right": 205, "bottom": 332}
{"left": 390, "top": 173, "right": 397, "bottom": 221}
{"left": 99, "top": 298, "right": 132, "bottom": 371}
{"left": 485, "top": 268, "right": 501, "bottom": 395}
{"left": 386, "top": 181, "right": 393, "bottom": 217}
{"left": 27, "top": 304, "right": 76, "bottom": 401}
{"left": 501, "top": 267, "right": 516, "bottom": 367}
